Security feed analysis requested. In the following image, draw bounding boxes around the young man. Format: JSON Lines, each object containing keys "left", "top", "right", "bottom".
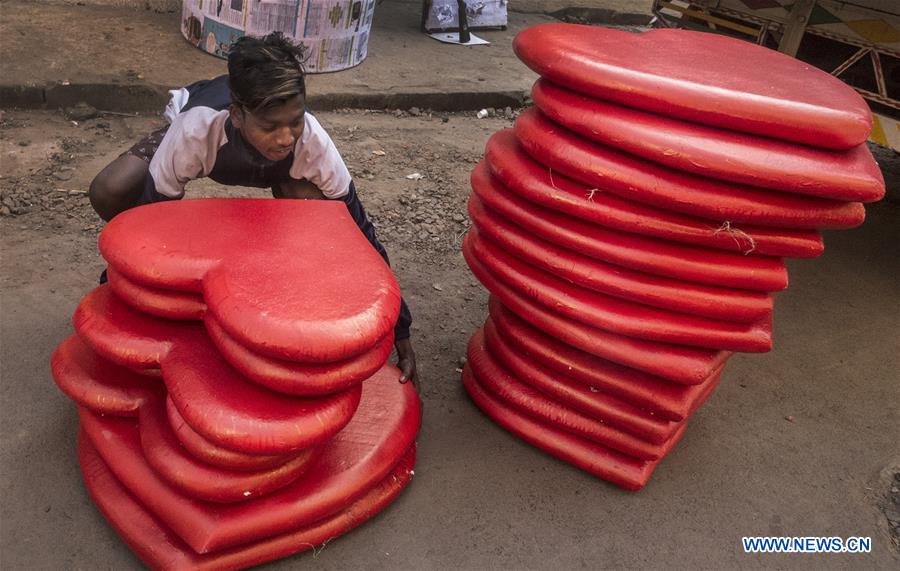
{"left": 89, "top": 32, "right": 417, "bottom": 384}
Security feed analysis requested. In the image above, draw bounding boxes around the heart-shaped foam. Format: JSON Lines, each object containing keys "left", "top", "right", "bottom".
{"left": 139, "top": 396, "right": 319, "bottom": 503}
{"left": 462, "top": 363, "right": 680, "bottom": 491}
{"left": 471, "top": 162, "right": 788, "bottom": 292}
{"left": 482, "top": 318, "right": 683, "bottom": 444}
{"left": 51, "top": 335, "right": 162, "bottom": 417}
{"left": 515, "top": 108, "right": 866, "bottom": 229}
{"left": 74, "top": 286, "right": 362, "bottom": 454}
{"left": 484, "top": 130, "right": 824, "bottom": 258}
{"left": 79, "top": 365, "right": 420, "bottom": 553}
{"left": 468, "top": 192, "right": 772, "bottom": 323}
{"left": 513, "top": 25, "right": 871, "bottom": 149}
{"left": 165, "top": 397, "right": 301, "bottom": 472}
{"left": 490, "top": 300, "right": 723, "bottom": 422}
{"left": 468, "top": 329, "right": 678, "bottom": 460}
{"left": 79, "top": 430, "right": 416, "bottom": 570}
{"left": 99, "top": 198, "right": 401, "bottom": 363}
{"left": 532, "top": 78, "right": 885, "bottom": 202}
{"left": 106, "top": 267, "right": 206, "bottom": 320}
{"left": 464, "top": 231, "right": 773, "bottom": 353}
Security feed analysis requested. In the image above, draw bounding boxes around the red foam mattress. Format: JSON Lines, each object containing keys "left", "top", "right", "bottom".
{"left": 531, "top": 78, "right": 884, "bottom": 202}
{"left": 100, "top": 198, "right": 401, "bottom": 362}
{"left": 513, "top": 24, "right": 871, "bottom": 149}
{"left": 515, "top": 108, "right": 865, "bottom": 229}
{"left": 485, "top": 130, "right": 824, "bottom": 258}
{"left": 78, "top": 366, "right": 420, "bottom": 553}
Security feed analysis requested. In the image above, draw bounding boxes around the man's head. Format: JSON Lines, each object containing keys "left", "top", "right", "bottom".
{"left": 227, "top": 32, "right": 307, "bottom": 161}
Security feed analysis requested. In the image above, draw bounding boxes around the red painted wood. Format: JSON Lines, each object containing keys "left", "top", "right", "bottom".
{"left": 99, "top": 198, "right": 401, "bottom": 362}
{"left": 485, "top": 130, "right": 824, "bottom": 258}
{"left": 471, "top": 161, "right": 788, "bottom": 292}
{"left": 532, "top": 78, "right": 885, "bottom": 202}
{"left": 78, "top": 367, "right": 420, "bottom": 553}
{"left": 107, "top": 267, "right": 206, "bottom": 320}
{"left": 489, "top": 299, "right": 723, "bottom": 422}
{"left": 482, "top": 318, "right": 683, "bottom": 443}
{"left": 465, "top": 231, "right": 773, "bottom": 353}
{"left": 79, "top": 430, "right": 415, "bottom": 570}
{"left": 74, "top": 287, "right": 362, "bottom": 454}
{"left": 463, "top": 364, "right": 678, "bottom": 491}
{"left": 515, "top": 108, "right": 866, "bottom": 229}
{"left": 514, "top": 24, "right": 871, "bottom": 149}
{"left": 468, "top": 193, "right": 773, "bottom": 323}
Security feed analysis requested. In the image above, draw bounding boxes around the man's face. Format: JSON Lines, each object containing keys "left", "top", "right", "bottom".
{"left": 231, "top": 95, "right": 305, "bottom": 161}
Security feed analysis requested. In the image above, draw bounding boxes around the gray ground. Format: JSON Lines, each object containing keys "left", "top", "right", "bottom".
{"left": 1, "top": 107, "right": 898, "bottom": 569}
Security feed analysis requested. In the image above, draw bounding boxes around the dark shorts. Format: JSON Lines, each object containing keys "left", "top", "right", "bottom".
{"left": 121, "top": 126, "right": 170, "bottom": 163}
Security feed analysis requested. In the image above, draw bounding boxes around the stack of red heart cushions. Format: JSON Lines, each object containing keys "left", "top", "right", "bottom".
{"left": 462, "top": 24, "right": 885, "bottom": 491}
{"left": 52, "top": 198, "right": 420, "bottom": 568}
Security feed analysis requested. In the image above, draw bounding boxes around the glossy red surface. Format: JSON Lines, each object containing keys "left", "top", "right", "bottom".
{"left": 515, "top": 108, "right": 866, "bottom": 229}
{"left": 472, "top": 162, "right": 788, "bottom": 292}
{"left": 532, "top": 78, "right": 885, "bottom": 202}
{"left": 79, "top": 430, "right": 416, "bottom": 570}
{"left": 513, "top": 25, "right": 871, "bottom": 149}
{"left": 165, "top": 398, "right": 303, "bottom": 472}
{"left": 74, "top": 287, "right": 362, "bottom": 454}
{"left": 463, "top": 364, "right": 676, "bottom": 491}
{"left": 139, "top": 396, "right": 320, "bottom": 503}
{"left": 489, "top": 300, "right": 723, "bottom": 422}
{"left": 78, "top": 367, "right": 420, "bottom": 553}
{"left": 107, "top": 267, "right": 206, "bottom": 320}
{"left": 51, "top": 334, "right": 162, "bottom": 417}
{"left": 99, "top": 198, "right": 401, "bottom": 362}
{"left": 468, "top": 329, "right": 679, "bottom": 460}
{"left": 485, "top": 131, "right": 824, "bottom": 259}
{"left": 482, "top": 318, "right": 683, "bottom": 443}
{"left": 465, "top": 231, "right": 773, "bottom": 353}
{"left": 468, "top": 193, "right": 773, "bottom": 322}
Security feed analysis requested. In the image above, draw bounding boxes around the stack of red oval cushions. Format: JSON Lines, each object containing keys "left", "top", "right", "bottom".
{"left": 461, "top": 24, "right": 885, "bottom": 491}
{"left": 51, "top": 198, "right": 421, "bottom": 568}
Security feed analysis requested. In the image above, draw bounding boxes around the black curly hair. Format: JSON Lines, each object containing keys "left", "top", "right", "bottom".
{"left": 227, "top": 32, "right": 307, "bottom": 112}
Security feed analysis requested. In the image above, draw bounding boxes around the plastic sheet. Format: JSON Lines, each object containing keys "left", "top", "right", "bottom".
{"left": 484, "top": 130, "right": 824, "bottom": 258}
{"left": 99, "top": 199, "right": 400, "bottom": 362}
{"left": 532, "top": 78, "right": 885, "bottom": 202}
{"left": 513, "top": 25, "right": 871, "bottom": 149}
{"left": 515, "top": 108, "right": 866, "bottom": 229}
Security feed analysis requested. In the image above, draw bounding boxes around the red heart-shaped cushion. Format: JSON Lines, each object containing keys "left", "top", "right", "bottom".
{"left": 465, "top": 230, "right": 773, "bottom": 353}
{"left": 468, "top": 192, "right": 772, "bottom": 323}
{"left": 515, "top": 108, "right": 866, "bottom": 229}
{"left": 513, "top": 25, "right": 870, "bottom": 149}
{"left": 468, "top": 328, "right": 682, "bottom": 460}
{"left": 484, "top": 130, "right": 824, "bottom": 258}
{"left": 462, "top": 363, "right": 681, "bottom": 491}
{"left": 532, "top": 78, "right": 884, "bottom": 202}
{"left": 99, "top": 198, "right": 401, "bottom": 363}
{"left": 482, "top": 318, "right": 685, "bottom": 444}
{"left": 489, "top": 301, "right": 723, "bottom": 422}
{"left": 79, "top": 430, "right": 416, "bottom": 569}
{"left": 471, "top": 161, "right": 789, "bottom": 292}
{"left": 78, "top": 365, "right": 420, "bottom": 554}
{"left": 74, "top": 286, "right": 361, "bottom": 454}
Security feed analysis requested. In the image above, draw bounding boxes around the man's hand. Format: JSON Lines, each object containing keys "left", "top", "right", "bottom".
{"left": 395, "top": 337, "right": 418, "bottom": 387}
